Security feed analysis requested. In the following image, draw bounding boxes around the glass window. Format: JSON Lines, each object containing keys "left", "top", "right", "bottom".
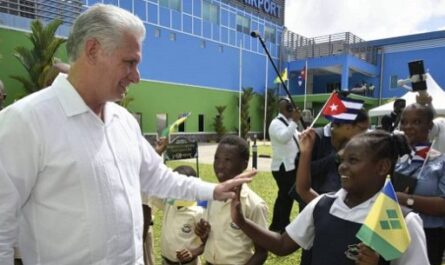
{"left": 236, "top": 15, "right": 250, "bottom": 35}
{"left": 200, "top": 39, "right": 206, "bottom": 48}
{"left": 169, "top": 32, "right": 176, "bottom": 41}
{"left": 265, "top": 26, "right": 276, "bottom": 43}
{"left": 154, "top": 28, "right": 161, "bottom": 38}
{"left": 390, "top": 75, "right": 398, "bottom": 89}
{"left": 159, "top": 0, "right": 181, "bottom": 12}
{"left": 198, "top": 114, "right": 204, "bottom": 132}
{"left": 202, "top": 1, "right": 219, "bottom": 24}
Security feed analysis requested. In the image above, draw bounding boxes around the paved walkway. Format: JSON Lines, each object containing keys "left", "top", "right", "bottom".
{"left": 182, "top": 142, "right": 272, "bottom": 172}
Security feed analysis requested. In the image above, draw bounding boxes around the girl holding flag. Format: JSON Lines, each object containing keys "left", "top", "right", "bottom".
{"left": 394, "top": 103, "right": 445, "bottom": 265}
{"left": 230, "top": 130, "right": 429, "bottom": 265}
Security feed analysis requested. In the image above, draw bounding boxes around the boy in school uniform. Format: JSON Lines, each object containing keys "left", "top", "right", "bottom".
{"left": 151, "top": 165, "right": 206, "bottom": 265}
{"left": 196, "top": 135, "right": 268, "bottom": 265}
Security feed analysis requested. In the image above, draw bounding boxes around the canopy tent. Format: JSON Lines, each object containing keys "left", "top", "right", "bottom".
{"left": 369, "top": 73, "right": 445, "bottom": 117}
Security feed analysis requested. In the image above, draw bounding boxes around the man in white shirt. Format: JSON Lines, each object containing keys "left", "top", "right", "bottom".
{"left": 0, "top": 4, "right": 254, "bottom": 265}
{"left": 268, "top": 97, "right": 300, "bottom": 233}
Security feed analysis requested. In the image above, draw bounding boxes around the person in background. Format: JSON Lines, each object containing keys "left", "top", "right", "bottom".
{"left": 196, "top": 135, "right": 268, "bottom": 265}
{"left": 0, "top": 4, "right": 254, "bottom": 265}
{"left": 395, "top": 103, "right": 445, "bottom": 265}
{"left": 0, "top": 80, "right": 6, "bottom": 110}
{"left": 268, "top": 97, "right": 301, "bottom": 233}
{"left": 382, "top": 98, "right": 406, "bottom": 132}
{"left": 231, "top": 130, "right": 429, "bottom": 265}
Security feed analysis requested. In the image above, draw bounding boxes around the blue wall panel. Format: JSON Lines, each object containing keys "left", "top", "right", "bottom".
{"left": 134, "top": 0, "right": 146, "bottom": 21}
{"left": 193, "top": 0, "right": 201, "bottom": 17}
{"left": 104, "top": 0, "right": 118, "bottom": 5}
{"left": 213, "top": 26, "right": 220, "bottom": 41}
{"left": 147, "top": 2, "right": 158, "bottom": 23}
{"left": 183, "top": 0, "right": 192, "bottom": 14}
{"left": 120, "top": 0, "right": 132, "bottom": 12}
{"left": 203, "top": 20, "right": 212, "bottom": 39}
{"left": 193, "top": 17, "right": 202, "bottom": 36}
{"left": 229, "top": 29, "right": 236, "bottom": 46}
{"left": 221, "top": 9, "right": 228, "bottom": 27}
{"left": 183, "top": 14, "right": 193, "bottom": 34}
{"left": 171, "top": 11, "right": 181, "bottom": 30}
{"left": 159, "top": 7, "right": 170, "bottom": 27}
{"left": 229, "top": 13, "right": 235, "bottom": 29}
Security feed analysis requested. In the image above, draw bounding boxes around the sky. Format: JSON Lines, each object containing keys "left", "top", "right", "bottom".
{"left": 285, "top": 0, "right": 445, "bottom": 41}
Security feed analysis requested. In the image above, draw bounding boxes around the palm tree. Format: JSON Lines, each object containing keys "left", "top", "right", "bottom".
{"left": 10, "top": 19, "right": 66, "bottom": 94}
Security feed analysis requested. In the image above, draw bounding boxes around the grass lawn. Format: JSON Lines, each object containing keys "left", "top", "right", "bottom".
{"left": 151, "top": 160, "right": 302, "bottom": 264}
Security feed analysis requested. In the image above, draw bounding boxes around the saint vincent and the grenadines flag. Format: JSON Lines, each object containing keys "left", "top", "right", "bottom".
{"left": 273, "top": 68, "right": 288, "bottom": 84}
{"left": 356, "top": 178, "right": 411, "bottom": 261}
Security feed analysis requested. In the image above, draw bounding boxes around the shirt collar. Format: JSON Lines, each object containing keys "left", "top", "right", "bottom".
{"left": 53, "top": 74, "right": 121, "bottom": 121}
{"left": 333, "top": 189, "right": 378, "bottom": 209}
{"left": 277, "top": 113, "right": 291, "bottom": 122}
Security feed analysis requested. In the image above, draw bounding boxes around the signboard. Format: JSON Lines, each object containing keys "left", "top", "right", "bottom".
{"left": 164, "top": 137, "right": 198, "bottom": 161}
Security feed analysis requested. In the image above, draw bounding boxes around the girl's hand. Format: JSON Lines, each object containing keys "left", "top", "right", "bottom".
{"left": 230, "top": 185, "right": 245, "bottom": 226}
{"left": 355, "top": 243, "right": 380, "bottom": 265}
{"left": 298, "top": 128, "right": 316, "bottom": 154}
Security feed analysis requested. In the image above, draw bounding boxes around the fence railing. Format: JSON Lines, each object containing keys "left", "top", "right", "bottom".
{"left": 282, "top": 29, "right": 378, "bottom": 64}
{"left": 0, "top": 0, "right": 83, "bottom": 24}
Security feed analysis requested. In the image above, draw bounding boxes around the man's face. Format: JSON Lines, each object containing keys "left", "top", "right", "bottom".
{"left": 94, "top": 32, "right": 141, "bottom": 103}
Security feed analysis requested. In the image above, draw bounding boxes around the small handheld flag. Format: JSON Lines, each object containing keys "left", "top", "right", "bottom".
{"left": 298, "top": 66, "right": 306, "bottom": 87}
{"left": 161, "top": 112, "right": 191, "bottom": 137}
{"left": 322, "top": 93, "right": 364, "bottom": 123}
{"left": 356, "top": 177, "right": 411, "bottom": 261}
{"left": 274, "top": 68, "right": 288, "bottom": 84}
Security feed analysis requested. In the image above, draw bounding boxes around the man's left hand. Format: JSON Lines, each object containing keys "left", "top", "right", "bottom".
{"left": 213, "top": 169, "right": 256, "bottom": 201}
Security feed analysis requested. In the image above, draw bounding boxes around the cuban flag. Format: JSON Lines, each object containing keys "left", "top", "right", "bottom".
{"left": 411, "top": 143, "right": 431, "bottom": 163}
{"left": 322, "top": 92, "right": 364, "bottom": 123}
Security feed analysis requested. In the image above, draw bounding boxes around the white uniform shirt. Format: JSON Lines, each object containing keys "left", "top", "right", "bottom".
{"left": 268, "top": 113, "right": 300, "bottom": 171}
{"left": 160, "top": 204, "right": 204, "bottom": 261}
{"left": 286, "top": 189, "right": 429, "bottom": 265}
{"left": 0, "top": 74, "right": 215, "bottom": 265}
{"left": 430, "top": 117, "right": 445, "bottom": 153}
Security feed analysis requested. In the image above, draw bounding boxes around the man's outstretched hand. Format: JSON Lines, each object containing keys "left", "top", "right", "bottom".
{"left": 213, "top": 169, "right": 256, "bottom": 201}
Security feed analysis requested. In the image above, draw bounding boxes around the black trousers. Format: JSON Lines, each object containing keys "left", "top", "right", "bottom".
{"left": 424, "top": 227, "right": 445, "bottom": 265}
{"left": 269, "top": 164, "right": 295, "bottom": 232}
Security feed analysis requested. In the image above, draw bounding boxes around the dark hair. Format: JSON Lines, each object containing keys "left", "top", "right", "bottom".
{"left": 393, "top": 98, "right": 406, "bottom": 107}
{"left": 352, "top": 108, "right": 369, "bottom": 125}
{"left": 218, "top": 135, "right": 250, "bottom": 162}
{"left": 352, "top": 130, "right": 410, "bottom": 175}
{"left": 403, "top": 103, "right": 434, "bottom": 123}
{"left": 173, "top": 165, "right": 197, "bottom": 178}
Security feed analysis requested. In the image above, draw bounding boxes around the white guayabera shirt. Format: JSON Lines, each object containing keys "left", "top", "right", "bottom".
{"left": 0, "top": 74, "right": 214, "bottom": 265}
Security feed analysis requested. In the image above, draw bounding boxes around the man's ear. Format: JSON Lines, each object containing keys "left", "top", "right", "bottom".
{"left": 84, "top": 38, "right": 101, "bottom": 64}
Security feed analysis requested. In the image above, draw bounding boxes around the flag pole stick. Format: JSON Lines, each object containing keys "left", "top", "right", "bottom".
{"left": 263, "top": 59, "right": 269, "bottom": 144}
{"left": 238, "top": 39, "right": 243, "bottom": 137}
{"left": 309, "top": 91, "right": 336, "bottom": 128}
{"left": 303, "top": 60, "right": 308, "bottom": 110}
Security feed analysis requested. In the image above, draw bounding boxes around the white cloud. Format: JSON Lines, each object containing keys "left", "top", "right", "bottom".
{"left": 285, "top": 0, "right": 445, "bottom": 40}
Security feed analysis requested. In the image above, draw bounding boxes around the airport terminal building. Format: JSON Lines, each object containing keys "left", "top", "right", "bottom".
{"left": 1, "top": 0, "right": 445, "bottom": 139}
